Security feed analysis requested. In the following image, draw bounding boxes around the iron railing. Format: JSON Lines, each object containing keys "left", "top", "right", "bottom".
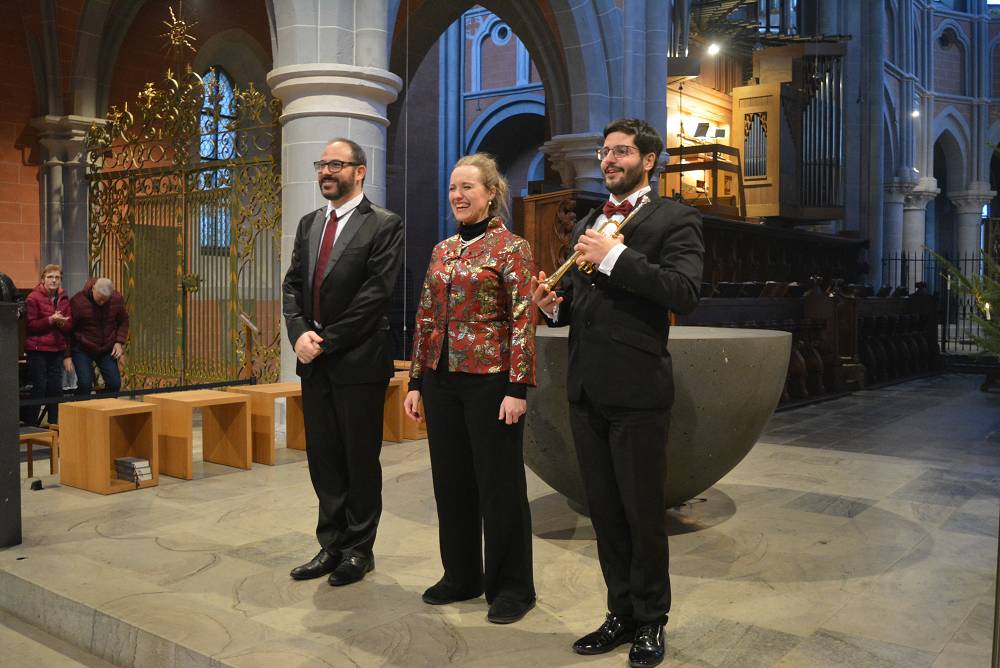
{"left": 881, "top": 252, "right": 988, "bottom": 354}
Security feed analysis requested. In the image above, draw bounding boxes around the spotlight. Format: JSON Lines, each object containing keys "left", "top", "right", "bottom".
{"left": 911, "top": 109, "right": 920, "bottom": 118}
{"left": 707, "top": 43, "right": 721, "bottom": 56}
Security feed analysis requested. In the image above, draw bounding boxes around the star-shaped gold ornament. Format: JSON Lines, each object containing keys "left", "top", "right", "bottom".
{"left": 160, "top": 4, "right": 197, "bottom": 55}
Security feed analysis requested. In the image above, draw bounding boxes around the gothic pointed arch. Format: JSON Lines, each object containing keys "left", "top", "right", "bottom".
{"left": 932, "top": 20, "right": 971, "bottom": 97}
{"left": 932, "top": 108, "right": 972, "bottom": 191}
{"left": 465, "top": 94, "right": 545, "bottom": 155}
{"left": 73, "top": 0, "right": 151, "bottom": 117}
{"left": 387, "top": 0, "right": 601, "bottom": 139}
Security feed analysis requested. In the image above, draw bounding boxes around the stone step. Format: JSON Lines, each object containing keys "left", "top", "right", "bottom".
{"left": 0, "top": 568, "right": 217, "bottom": 667}
{"left": 0, "top": 609, "right": 116, "bottom": 668}
{"left": 0, "top": 557, "right": 345, "bottom": 668}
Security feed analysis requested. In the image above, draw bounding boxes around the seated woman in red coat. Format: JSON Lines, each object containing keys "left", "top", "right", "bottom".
{"left": 23, "top": 264, "right": 72, "bottom": 425}
{"left": 403, "top": 153, "right": 536, "bottom": 625}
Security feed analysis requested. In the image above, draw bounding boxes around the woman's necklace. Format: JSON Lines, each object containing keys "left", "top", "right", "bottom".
{"left": 459, "top": 233, "right": 485, "bottom": 249}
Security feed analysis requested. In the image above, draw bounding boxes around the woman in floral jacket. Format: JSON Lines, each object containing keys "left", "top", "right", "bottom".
{"left": 404, "top": 153, "right": 536, "bottom": 625}
{"left": 23, "top": 264, "right": 72, "bottom": 425}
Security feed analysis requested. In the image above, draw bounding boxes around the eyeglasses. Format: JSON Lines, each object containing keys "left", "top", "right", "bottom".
{"left": 313, "top": 159, "right": 361, "bottom": 173}
{"left": 596, "top": 145, "right": 639, "bottom": 161}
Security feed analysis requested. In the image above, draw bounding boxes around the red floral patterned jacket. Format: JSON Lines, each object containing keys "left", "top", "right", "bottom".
{"left": 410, "top": 217, "right": 536, "bottom": 386}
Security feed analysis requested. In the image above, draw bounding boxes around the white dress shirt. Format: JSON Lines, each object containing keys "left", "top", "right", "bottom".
{"left": 542, "top": 186, "right": 651, "bottom": 323}
{"left": 320, "top": 191, "right": 365, "bottom": 249}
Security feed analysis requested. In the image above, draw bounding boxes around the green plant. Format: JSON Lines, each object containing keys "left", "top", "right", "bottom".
{"left": 929, "top": 248, "right": 1000, "bottom": 358}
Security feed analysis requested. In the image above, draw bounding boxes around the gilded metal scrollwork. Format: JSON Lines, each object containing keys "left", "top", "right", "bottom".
{"left": 85, "top": 5, "right": 282, "bottom": 388}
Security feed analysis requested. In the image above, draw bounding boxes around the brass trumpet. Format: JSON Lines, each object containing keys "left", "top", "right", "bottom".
{"left": 541, "top": 195, "right": 649, "bottom": 290}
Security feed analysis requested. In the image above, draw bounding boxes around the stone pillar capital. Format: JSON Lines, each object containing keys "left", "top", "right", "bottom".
{"left": 266, "top": 64, "right": 402, "bottom": 126}
{"left": 541, "top": 133, "right": 604, "bottom": 193}
{"left": 883, "top": 178, "right": 916, "bottom": 204}
{"left": 903, "top": 187, "right": 939, "bottom": 211}
{"left": 30, "top": 115, "right": 100, "bottom": 163}
{"left": 949, "top": 182, "right": 996, "bottom": 215}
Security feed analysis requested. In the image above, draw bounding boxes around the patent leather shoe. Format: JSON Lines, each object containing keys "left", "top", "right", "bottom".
{"left": 328, "top": 553, "right": 374, "bottom": 586}
{"left": 289, "top": 549, "right": 338, "bottom": 580}
{"left": 628, "top": 622, "right": 665, "bottom": 668}
{"left": 572, "top": 613, "right": 636, "bottom": 655}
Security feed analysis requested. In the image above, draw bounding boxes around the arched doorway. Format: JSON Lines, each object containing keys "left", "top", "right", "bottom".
{"left": 384, "top": 2, "right": 570, "bottom": 358}
{"left": 929, "top": 126, "right": 968, "bottom": 256}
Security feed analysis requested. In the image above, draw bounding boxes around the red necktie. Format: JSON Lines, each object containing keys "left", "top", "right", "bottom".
{"left": 312, "top": 209, "right": 338, "bottom": 321}
{"left": 603, "top": 199, "right": 634, "bottom": 218}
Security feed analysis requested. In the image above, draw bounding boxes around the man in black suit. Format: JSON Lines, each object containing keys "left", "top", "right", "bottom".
{"left": 532, "top": 119, "right": 703, "bottom": 667}
{"left": 282, "top": 138, "right": 403, "bottom": 586}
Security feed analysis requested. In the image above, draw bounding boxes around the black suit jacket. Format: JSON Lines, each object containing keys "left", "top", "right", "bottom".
{"left": 282, "top": 196, "right": 404, "bottom": 384}
{"left": 547, "top": 192, "right": 704, "bottom": 409}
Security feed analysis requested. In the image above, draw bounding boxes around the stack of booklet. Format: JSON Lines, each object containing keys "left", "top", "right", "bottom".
{"left": 114, "top": 456, "right": 152, "bottom": 485}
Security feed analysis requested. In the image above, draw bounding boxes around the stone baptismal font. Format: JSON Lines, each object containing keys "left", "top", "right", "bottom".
{"left": 524, "top": 326, "right": 792, "bottom": 510}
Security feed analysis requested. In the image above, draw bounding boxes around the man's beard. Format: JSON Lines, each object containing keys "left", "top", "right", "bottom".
{"left": 319, "top": 175, "right": 348, "bottom": 200}
{"left": 605, "top": 162, "right": 645, "bottom": 196}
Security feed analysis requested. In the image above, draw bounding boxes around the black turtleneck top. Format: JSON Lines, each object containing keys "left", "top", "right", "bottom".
{"left": 458, "top": 217, "right": 490, "bottom": 240}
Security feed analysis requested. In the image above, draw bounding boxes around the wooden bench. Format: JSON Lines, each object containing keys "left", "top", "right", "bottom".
{"left": 144, "top": 390, "right": 251, "bottom": 479}
{"left": 224, "top": 382, "right": 304, "bottom": 465}
{"left": 59, "top": 399, "right": 159, "bottom": 494}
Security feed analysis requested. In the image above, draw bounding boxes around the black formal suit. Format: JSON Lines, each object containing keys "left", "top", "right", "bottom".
{"left": 282, "top": 195, "right": 404, "bottom": 560}
{"left": 547, "top": 191, "right": 703, "bottom": 624}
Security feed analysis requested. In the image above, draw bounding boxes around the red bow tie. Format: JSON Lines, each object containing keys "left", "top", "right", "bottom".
{"left": 603, "top": 199, "right": 634, "bottom": 218}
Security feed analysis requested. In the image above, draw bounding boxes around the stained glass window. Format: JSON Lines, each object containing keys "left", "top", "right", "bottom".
{"left": 198, "top": 68, "right": 236, "bottom": 252}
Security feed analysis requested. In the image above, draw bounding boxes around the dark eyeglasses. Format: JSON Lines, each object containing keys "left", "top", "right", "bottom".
{"left": 313, "top": 159, "right": 361, "bottom": 173}
{"left": 596, "top": 145, "right": 639, "bottom": 160}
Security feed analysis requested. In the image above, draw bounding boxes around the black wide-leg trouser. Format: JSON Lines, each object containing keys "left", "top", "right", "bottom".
{"left": 422, "top": 366, "right": 535, "bottom": 606}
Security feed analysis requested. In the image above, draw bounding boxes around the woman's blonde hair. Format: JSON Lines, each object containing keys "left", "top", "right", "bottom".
{"left": 453, "top": 153, "right": 510, "bottom": 220}
{"left": 40, "top": 264, "right": 61, "bottom": 279}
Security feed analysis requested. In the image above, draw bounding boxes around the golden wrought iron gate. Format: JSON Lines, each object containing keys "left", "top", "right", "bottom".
{"left": 85, "top": 67, "right": 282, "bottom": 387}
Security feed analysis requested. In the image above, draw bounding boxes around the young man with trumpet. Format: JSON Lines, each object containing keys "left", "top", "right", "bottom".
{"left": 531, "top": 118, "right": 703, "bottom": 667}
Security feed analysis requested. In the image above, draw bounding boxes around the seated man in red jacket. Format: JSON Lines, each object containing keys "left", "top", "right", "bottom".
{"left": 69, "top": 277, "right": 128, "bottom": 395}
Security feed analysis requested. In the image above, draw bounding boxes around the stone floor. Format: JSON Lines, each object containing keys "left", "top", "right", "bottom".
{"left": 2, "top": 374, "right": 999, "bottom": 667}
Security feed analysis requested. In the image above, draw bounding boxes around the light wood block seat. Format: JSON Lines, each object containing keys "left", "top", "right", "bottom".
{"left": 18, "top": 426, "right": 59, "bottom": 478}
{"left": 144, "top": 390, "right": 251, "bottom": 480}
{"left": 383, "top": 376, "right": 405, "bottom": 443}
{"left": 394, "top": 370, "right": 426, "bottom": 440}
{"left": 59, "top": 399, "right": 158, "bottom": 494}
{"left": 224, "top": 382, "right": 304, "bottom": 465}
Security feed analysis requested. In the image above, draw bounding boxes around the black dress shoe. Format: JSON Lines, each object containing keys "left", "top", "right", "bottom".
{"left": 422, "top": 580, "right": 483, "bottom": 605}
{"left": 572, "top": 613, "right": 636, "bottom": 655}
{"left": 486, "top": 597, "right": 535, "bottom": 624}
{"left": 328, "top": 553, "right": 374, "bottom": 586}
{"left": 289, "top": 549, "right": 339, "bottom": 580}
{"left": 628, "top": 622, "right": 666, "bottom": 668}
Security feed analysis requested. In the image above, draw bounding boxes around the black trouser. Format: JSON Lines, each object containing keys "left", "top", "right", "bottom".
{"left": 300, "top": 358, "right": 387, "bottom": 559}
{"left": 23, "top": 350, "right": 64, "bottom": 425}
{"left": 569, "top": 391, "right": 671, "bottom": 624}
{"left": 422, "top": 366, "right": 535, "bottom": 605}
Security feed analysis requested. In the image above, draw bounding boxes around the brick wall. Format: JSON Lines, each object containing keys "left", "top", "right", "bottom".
{"left": 0, "top": 2, "right": 40, "bottom": 287}
{"left": 934, "top": 35, "right": 966, "bottom": 96}
{"left": 993, "top": 44, "right": 1000, "bottom": 98}
{"left": 107, "top": 0, "right": 271, "bottom": 114}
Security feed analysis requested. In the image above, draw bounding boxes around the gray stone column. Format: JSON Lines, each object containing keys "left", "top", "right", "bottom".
{"left": 541, "top": 133, "right": 605, "bottom": 194}
{"left": 950, "top": 183, "right": 996, "bottom": 264}
{"left": 30, "top": 115, "right": 95, "bottom": 294}
{"left": 900, "top": 184, "right": 939, "bottom": 292}
{"left": 902, "top": 184, "right": 938, "bottom": 257}
{"left": 267, "top": 0, "right": 402, "bottom": 382}
{"left": 883, "top": 180, "right": 914, "bottom": 260}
